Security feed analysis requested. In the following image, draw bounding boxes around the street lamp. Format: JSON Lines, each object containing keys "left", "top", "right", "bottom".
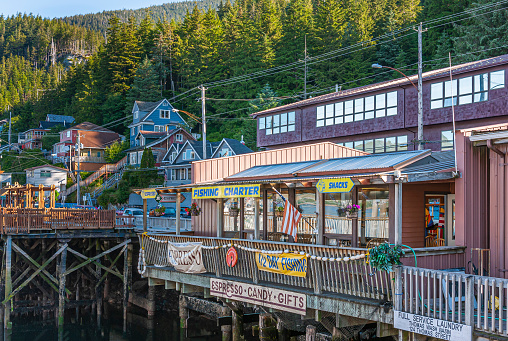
{"left": 172, "top": 108, "right": 207, "bottom": 159}
{"left": 372, "top": 63, "right": 423, "bottom": 149}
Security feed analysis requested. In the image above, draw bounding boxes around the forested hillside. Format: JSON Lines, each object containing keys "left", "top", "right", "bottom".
{"left": 1, "top": 0, "right": 507, "bottom": 150}
{"left": 61, "top": 0, "right": 224, "bottom": 34}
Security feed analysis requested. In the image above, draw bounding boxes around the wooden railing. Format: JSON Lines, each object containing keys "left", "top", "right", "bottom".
{"left": 64, "top": 156, "right": 127, "bottom": 196}
{"left": 400, "top": 266, "right": 508, "bottom": 336}
{"left": 0, "top": 208, "right": 116, "bottom": 234}
{"left": 140, "top": 235, "right": 393, "bottom": 301}
{"left": 117, "top": 216, "right": 192, "bottom": 231}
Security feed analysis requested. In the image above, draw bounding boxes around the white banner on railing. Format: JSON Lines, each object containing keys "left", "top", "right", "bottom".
{"left": 167, "top": 242, "right": 206, "bottom": 274}
{"left": 210, "top": 278, "right": 306, "bottom": 315}
{"left": 394, "top": 311, "right": 472, "bottom": 341}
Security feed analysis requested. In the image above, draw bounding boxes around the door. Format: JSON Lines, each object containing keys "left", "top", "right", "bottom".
{"left": 446, "top": 194, "right": 456, "bottom": 247}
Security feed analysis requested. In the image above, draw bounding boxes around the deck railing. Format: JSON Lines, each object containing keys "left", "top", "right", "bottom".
{"left": 400, "top": 266, "right": 508, "bottom": 335}
{"left": 140, "top": 235, "right": 393, "bottom": 301}
{"left": 0, "top": 208, "right": 116, "bottom": 233}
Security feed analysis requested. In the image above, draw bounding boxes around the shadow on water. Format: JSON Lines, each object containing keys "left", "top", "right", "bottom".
{"left": 7, "top": 304, "right": 221, "bottom": 341}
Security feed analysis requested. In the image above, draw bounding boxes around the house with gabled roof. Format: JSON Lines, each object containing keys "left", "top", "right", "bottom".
{"left": 128, "top": 99, "right": 188, "bottom": 148}
{"left": 127, "top": 128, "right": 194, "bottom": 167}
{"left": 211, "top": 137, "right": 253, "bottom": 158}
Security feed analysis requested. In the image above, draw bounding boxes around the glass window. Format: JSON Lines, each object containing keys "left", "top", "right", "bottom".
{"left": 375, "top": 109, "right": 386, "bottom": 118}
{"left": 273, "top": 114, "right": 280, "bottom": 127}
{"left": 365, "top": 96, "right": 374, "bottom": 111}
{"left": 386, "top": 107, "right": 397, "bottom": 116}
{"left": 375, "top": 138, "right": 385, "bottom": 153}
{"left": 317, "top": 106, "right": 325, "bottom": 120}
{"left": 288, "top": 112, "right": 295, "bottom": 124}
{"left": 364, "top": 140, "right": 374, "bottom": 153}
{"left": 459, "top": 76, "right": 472, "bottom": 95}
{"left": 344, "top": 115, "right": 354, "bottom": 123}
{"left": 441, "top": 130, "right": 454, "bottom": 151}
{"left": 490, "top": 70, "right": 505, "bottom": 90}
{"left": 273, "top": 127, "right": 280, "bottom": 134}
{"left": 326, "top": 104, "right": 334, "bottom": 118}
{"left": 288, "top": 124, "right": 295, "bottom": 132}
{"left": 40, "top": 170, "right": 51, "bottom": 178}
{"left": 387, "top": 91, "right": 397, "bottom": 107}
{"left": 335, "top": 116, "right": 344, "bottom": 124}
{"left": 365, "top": 111, "right": 375, "bottom": 120}
{"left": 397, "top": 135, "right": 408, "bottom": 151}
{"left": 385, "top": 137, "right": 396, "bottom": 152}
{"left": 266, "top": 116, "right": 272, "bottom": 129}
{"left": 431, "top": 83, "right": 443, "bottom": 100}
{"left": 280, "top": 113, "right": 288, "bottom": 126}
{"left": 266, "top": 128, "right": 272, "bottom": 135}
{"left": 375, "top": 94, "right": 385, "bottom": 109}
{"left": 280, "top": 125, "right": 288, "bottom": 133}
{"left": 344, "top": 142, "right": 354, "bottom": 149}
{"left": 259, "top": 117, "right": 265, "bottom": 129}
{"left": 335, "top": 103, "right": 343, "bottom": 116}
{"left": 345, "top": 100, "right": 353, "bottom": 115}
{"left": 474, "top": 74, "right": 488, "bottom": 93}
{"left": 354, "top": 140, "right": 364, "bottom": 151}
{"left": 354, "top": 98, "right": 363, "bottom": 113}
{"left": 474, "top": 91, "right": 488, "bottom": 103}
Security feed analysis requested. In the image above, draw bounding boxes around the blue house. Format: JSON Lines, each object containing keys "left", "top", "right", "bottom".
{"left": 128, "top": 99, "right": 187, "bottom": 148}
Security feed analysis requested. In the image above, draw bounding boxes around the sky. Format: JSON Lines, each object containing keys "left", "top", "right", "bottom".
{"left": 1, "top": 1, "right": 174, "bottom": 19}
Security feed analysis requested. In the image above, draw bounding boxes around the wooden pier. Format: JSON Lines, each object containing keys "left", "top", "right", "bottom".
{"left": 0, "top": 207, "right": 134, "bottom": 337}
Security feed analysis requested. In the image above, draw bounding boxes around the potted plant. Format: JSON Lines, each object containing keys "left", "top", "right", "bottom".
{"left": 149, "top": 209, "right": 155, "bottom": 217}
{"left": 186, "top": 202, "right": 201, "bottom": 216}
{"left": 229, "top": 202, "right": 240, "bottom": 217}
{"left": 344, "top": 204, "right": 360, "bottom": 218}
{"left": 274, "top": 202, "right": 285, "bottom": 217}
{"left": 367, "top": 243, "right": 404, "bottom": 272}
{"left": 154, "top": 206, "right": 166, "bottom": 217}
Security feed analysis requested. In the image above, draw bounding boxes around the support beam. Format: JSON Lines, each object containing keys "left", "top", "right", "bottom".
{"left": 179, "top": 294, "right": 188, "bottom": 329}
{"left": 239, "top": 198, "right": 245, "bottom": 239}
{"left": 123, "top": 242, "right": 132, "bottom": 333}
{"left": 96, "top": 240, "right": 102, "bottom": 327}
{"left": 316, "top": 190, "right": 324, "bottom": 245}
{"left": 262, "top": 190, "right": 268, "bottom": 240}
{"left": 394, "top": 181, "right": 403, "bottom": 313}
{"left": 351, "top": 187, "right": 359, "bottom": 247}
{"left": 232, "top": 302, "right": 244, "bottom": 341}
{"left": 217, "top": 198, "right": 224, "bottom": 238}
{"left": 254, "top": 197, "right": 260, "bottom": 240}
{"left": 57, "top": 241, "right": 67, "bottom": 328}
{"left": 259, "top": 313, "right": 276, "bottom": 340}
{"left": 176, "top": 193, "right": 181, "bottom": 235}
{"left": 4, "top": 236, "right": 11, "bottom": 330}
{"left": 143, "top": 198, "right": 148, "bottom": 232}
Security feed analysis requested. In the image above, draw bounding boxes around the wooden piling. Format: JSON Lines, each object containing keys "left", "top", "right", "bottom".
{"left": 57, "top": 241, "right": 67, "bottom": 328}
{"left": 179, "top": 295, "right": 188, "bottom": 329}
{"left": 95, "top": 239, "right": 102, "bottom": 327}
{"left": 277, "top": 319, "right": 289, "bottom": 341}
{"left": 305, "top": 325, "right": 316, "bottom": 341}
{"left": 221, "top": 305, "right": 232, "bottom": 341}
{"left": 259, "top": 313, "right": 277, "bottom": 341}
{"left": 123, "top": 241, "right": 132, "bottom": 332}
{"left": 147, "top": 286, "right": 156, "bottom": 319}
{"left": 232, "top": 302, "right": 244, "bottom": 341}
{"left": 4, "top": 236, "right": 12, "bottom": 331}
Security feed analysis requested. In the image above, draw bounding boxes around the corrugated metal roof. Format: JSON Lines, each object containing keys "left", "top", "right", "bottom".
{"left": 227, "top": 160, "right": 321, "bottom": 179}
{"left": 297, "top": 150, "right": 428, "bottom": 174}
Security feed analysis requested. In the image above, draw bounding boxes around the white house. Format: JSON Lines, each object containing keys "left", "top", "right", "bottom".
{"left": 25, "top": 165, "right": 68, "bottom": 192}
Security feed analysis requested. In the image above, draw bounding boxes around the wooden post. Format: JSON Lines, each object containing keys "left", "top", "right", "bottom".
{"left": 239, "top": 198, "right": 244, "bottom": 239}
{"left": 221, "top": 305, "right": 232, "bottom": 341}
{"left": 232, "top": 302, "right": 244, "bottom": 341}
{"left": 316, "top": 189, "right": 324, "bottom": 245}
{"left": 176, "top": 192, "right": 181, "bottom": 235}
{"left": 217, "top": 199, "right": 224, "bottom": 238}
{"left": 123, "top": 242, "right": 132, "bottom": 332}
{"left": 57, "top": 241, "right": 67, "bottom": 329}
{"left": 254, "top": 197, "right": 260, "bottom": 240}
{"left": 360, "top": 193, "right": 367, "bottom": 246}
{"left": 394, "top": 180, "right": 403, "bottom": 341}
{"left": 3, "top": 236, "right": 11, "bottom": 331}
{"left": 259, "top": 313, "right": 277, "bottom": 341}
{"left": 38, "top": 184, "right": 44, "bottom": 209}
{"left": 96, "top": 240, "right": 102, "bottom": 327}
{"left": 143, "top": 198, "right": 148, "bottom": 232}
{"left": 351, "top": 187, "right": 359, "bottom": 247}
{"left": 147, "top": 286, "right": 156, "bottom": 319}
{"left": 262, "top": 190, "right": 268, "bottom": 240}
{"left": 277, "top": 319, "right": 289, "bottom": 341}
{"left": 179, "top": 295, "right": 188, "bottom": 329}
{"left": 306, "top": 325, "right": 316, "bottom": 341}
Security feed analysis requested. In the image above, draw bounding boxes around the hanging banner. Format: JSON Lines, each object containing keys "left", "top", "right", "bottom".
{"left": 167, "top": 242, "right": 206, "bottom": 274}
{"left": 316, "top": 178, "right": 354, "bottom": 193}
{"left": 210, "top": 278, "right": 306, "bottom": 315}
{"left": 255, "top": 252, "right": 307, "bottom": 278}
{"left": 192, "top": 184, "right": 261, "bottom": 199}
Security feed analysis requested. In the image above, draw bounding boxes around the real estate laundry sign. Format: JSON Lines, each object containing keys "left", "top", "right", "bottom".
{"left": 394, "top": 311, "right": 472, "bottom": 341}
{"left": 167, "top": 242, "right": 206, "bottom": 274}
{"left": 255, "top": 252, "right": 307, "bottom": 278}
{"left": 210, "top": 278, "right": 306, "bottom": 315}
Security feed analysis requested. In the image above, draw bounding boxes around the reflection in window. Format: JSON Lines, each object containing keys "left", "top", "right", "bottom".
{"left": 441, "top": 130, "right": 454, "bottom": 151}
{"left": 341, "top": 135, "right": 408, "bottom": 154}
{"left": 259, "top": 112, "right": 295, "bottom": 134}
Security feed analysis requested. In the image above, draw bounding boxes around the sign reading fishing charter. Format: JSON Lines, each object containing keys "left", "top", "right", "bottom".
{"left": 167, "top": 242, "right": 206, "bottom": 274}
{"left": 192, "top": 184, "right": 261, "bottom": 199}
{"left": 394, "top": 311, "right": 472, "bottom": 341}
{"left": 255, "top": 252, "right": 307, "bottom": 277}
{"left": 316, "top": 178, "right": 354, "bottom": 193}
{"left": 210, "top": 278, "right": 306, "bottom": 315}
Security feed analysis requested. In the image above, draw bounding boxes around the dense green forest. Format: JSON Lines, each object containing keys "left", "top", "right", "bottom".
{"left": 0, "top": 0, "right": 507, "bottom": 150}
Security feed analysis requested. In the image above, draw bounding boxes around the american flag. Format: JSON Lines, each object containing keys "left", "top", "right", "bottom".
{"left": 281, "top": 200, "right": 302, "bottom": 241}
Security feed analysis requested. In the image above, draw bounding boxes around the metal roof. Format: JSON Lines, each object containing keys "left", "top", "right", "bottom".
{"left": 297, "top": 150, "right": 428, "bottom": 174}
{"left": 227, "top": 160, "right": 322, "bottom": 179}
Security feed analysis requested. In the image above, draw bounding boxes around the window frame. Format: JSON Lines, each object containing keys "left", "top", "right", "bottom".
{"left": 40, "top": 170, "right": 51, "bottom": 178}
{"left": 175, "top": 134, "right": 183, "bottom": 142}
{"left": 160, "top": 110, "right": 170, "bottom": 119}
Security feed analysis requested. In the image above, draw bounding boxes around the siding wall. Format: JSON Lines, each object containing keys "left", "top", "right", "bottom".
{"left": 192, "top": 142, "right": 366, "bottom": 184}
{"left": 192, "top": 199, "right": 217, "bottom": 237}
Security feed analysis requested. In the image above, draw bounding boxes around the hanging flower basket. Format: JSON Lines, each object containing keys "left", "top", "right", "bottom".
{"left": 275, "top": 209, "right": 284, "bottom": 217}
{"left": 344, "top": 204, "right": 360, "bottom": 219}
{"left": 346, "top": 211, "right": 358, "bottom": 218}
{"left": 186, "top": 203, "right": 201, "bottom": 216}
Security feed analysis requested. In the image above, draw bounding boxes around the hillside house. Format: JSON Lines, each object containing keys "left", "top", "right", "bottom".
{"left": 18, "top": 128, "right": 50, "bottom": 150}
{"left": 25, "top": 165, "right": 67, "bottom": 191}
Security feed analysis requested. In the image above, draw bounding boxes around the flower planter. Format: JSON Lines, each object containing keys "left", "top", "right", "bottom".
{"left": 189, "top": 211, "right": 200, "bottom": 216}
{"left": 346, "top": 211, "right": 358, "bottom": 219}
{"left": 275, "top": 211, "right": 284, "bottom": 217}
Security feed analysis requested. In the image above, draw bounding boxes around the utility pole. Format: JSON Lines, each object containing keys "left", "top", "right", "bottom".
{"left": 76, "top": 133, "right": 82, "bottom": 205}
{"left": 199, "top": 85, "right": 207, "bottom": 159}
{"left": 415, "top": 22, "right": 426, "bottom": 150}
{"left": 8, "top": 111, "right": 11, "bottom": 146}
{"left": 304, "top": 34, "right": 307, "bottom": 100}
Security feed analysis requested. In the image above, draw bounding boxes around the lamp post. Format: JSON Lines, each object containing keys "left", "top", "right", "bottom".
{"left": 372, "top": 64, "right": 423, "bottom": 150}
{"left": 172, "top": 108, "right": 206, "bottom": 158}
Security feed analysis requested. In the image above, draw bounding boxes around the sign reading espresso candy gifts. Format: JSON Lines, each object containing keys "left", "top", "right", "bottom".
{"left": 167, "top": 242, "right": 206, "bottom": 274}
{"left": 255, "top": 252, "right": 307, "bottom": 277}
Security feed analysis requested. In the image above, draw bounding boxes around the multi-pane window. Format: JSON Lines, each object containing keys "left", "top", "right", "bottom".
{"left": 431, "top": 70, "right": 504, "bottom": 109}
{"left": 259, "top": 112, "right": 295, "bottom": 135}
{"left": 160, "top": 110, "right": 171, "bottom": 119}
{"left": 316, "top": 91, "right": 397, "bottom": 127}
{"left": 175, "top": 134, "right": 183, "bottom": 142}
{"left": 338, "top": 135, "right": 408, "bottom": 154}
{"left": 441, "top": 130, "right": 454, "bottom": 151}
{"left": 154, "top": 125, "right": 165, "bottom": 132}
{"left": 40, "top": 170, "right": 51, "bottom": 178}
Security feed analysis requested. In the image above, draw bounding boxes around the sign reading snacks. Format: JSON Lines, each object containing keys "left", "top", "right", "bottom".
{"left": 394, "top": 311, "right": 472, "bottom": 341}
{"left": 167, "top": 242, "right": 206, "bottom": 274}
{"left": 255, "top": 252, "right": 307, "bottom": 278}
{"left": 140, "top": 189, "right": 158, "bottom": 199}
{"left": 210, "top": 278, "right": 306, "bottom": 315}
{"left": 316, "top": 178, "right": 354, "bottom": 193}
{"left": 192, "top": 184, "right": 261, "bottom": 199}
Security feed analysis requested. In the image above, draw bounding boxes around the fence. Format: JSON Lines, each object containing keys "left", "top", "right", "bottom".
{"left": 400, "top": 266, "right": 508, "bottom": 335}
{"left": 117, "top": 216, "right": 192, "bottom": 231}
{"left": 140, "top": 235, "right": 393, "bottom": 301}
{"left": 0, "top": 208, "right": 116, "bottom": 233}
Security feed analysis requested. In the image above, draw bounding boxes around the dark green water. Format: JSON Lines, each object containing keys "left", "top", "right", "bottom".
{"left": 7, "top": 304, "right": 222, "bottom": 341}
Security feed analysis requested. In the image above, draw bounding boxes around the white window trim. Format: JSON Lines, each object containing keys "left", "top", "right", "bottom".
{"left": 160, "top": 110, "right": 170, "bottom": 119}
{"left": 175, "top": 134, "right": 183, "bottom": 142}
